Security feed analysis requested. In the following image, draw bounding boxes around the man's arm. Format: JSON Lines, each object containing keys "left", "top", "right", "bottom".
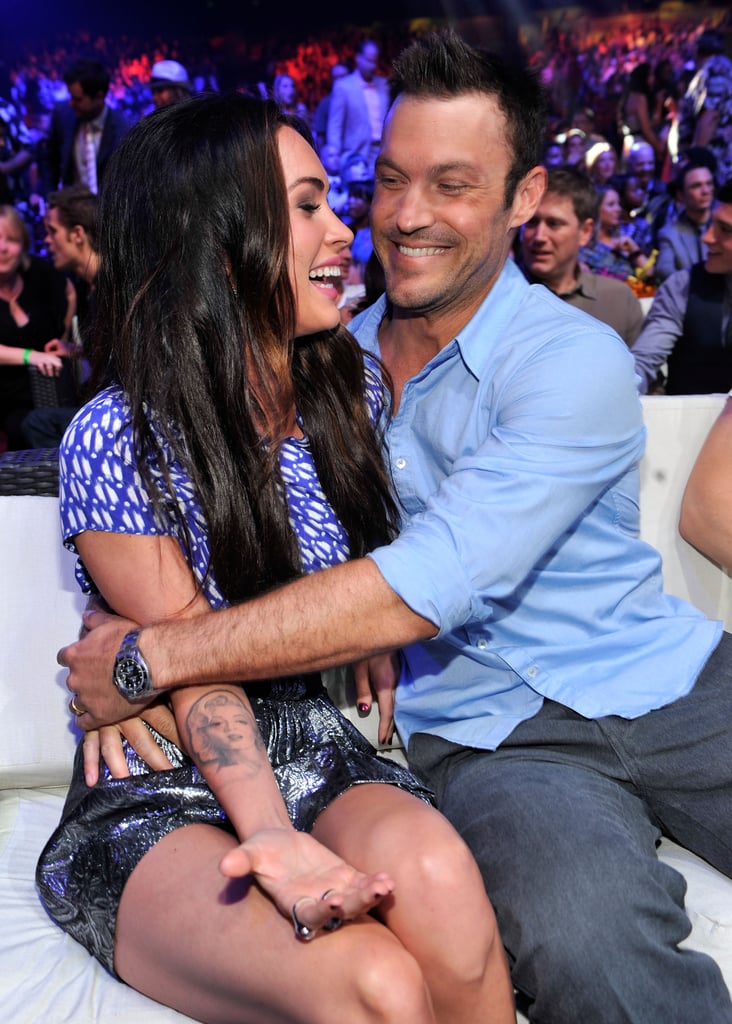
{"left": 629, "top": 269, "right": 690, "bottom": 392}
{"left": 61, "top": 556, "right": 436, "bottom": 728}
{"left": 679, "top": 396, "right": 732, "bottom": 568}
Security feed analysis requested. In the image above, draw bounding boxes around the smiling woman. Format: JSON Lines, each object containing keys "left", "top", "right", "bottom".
{"left": 35, "top": 91, "right": 515, "bottom": 1024}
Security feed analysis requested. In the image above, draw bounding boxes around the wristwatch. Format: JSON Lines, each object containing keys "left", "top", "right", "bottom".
{"left": 112, "top": 629, "right": 154, "bottom": 702}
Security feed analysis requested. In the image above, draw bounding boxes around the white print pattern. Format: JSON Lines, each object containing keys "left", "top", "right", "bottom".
{"left": 59, "top": 368, "right": 384, "bottom": 606}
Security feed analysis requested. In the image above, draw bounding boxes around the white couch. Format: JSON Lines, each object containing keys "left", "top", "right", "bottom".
{"left": 2, "top": 394, "right": 732, "bottom": 1023}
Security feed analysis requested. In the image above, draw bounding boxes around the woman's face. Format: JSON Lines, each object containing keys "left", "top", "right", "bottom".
{"left": 0, "top": 215, "right": 24, "bottom": 277}
{"left": 599, "top": 189, "right": 621, "bottom": 228}
{"left": 278, "top": 126, "right": 353, "bottom": 338}
{"left": 595, "top": 149, "right": 617, "bottom": 182}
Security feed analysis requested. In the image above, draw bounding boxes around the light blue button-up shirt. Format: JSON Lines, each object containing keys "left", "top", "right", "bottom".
{"left": 352, "top": 259, "right": 722, "bottom": 750}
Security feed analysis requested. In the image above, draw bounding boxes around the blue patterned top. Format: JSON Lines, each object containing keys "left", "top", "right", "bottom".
{"left": 59, "top": 369, "right": 384, "bottom": 606}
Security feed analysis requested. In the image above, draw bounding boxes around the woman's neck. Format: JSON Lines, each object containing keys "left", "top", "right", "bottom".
{"left": 0, "top": 270, "right": 20, "bottom": 298}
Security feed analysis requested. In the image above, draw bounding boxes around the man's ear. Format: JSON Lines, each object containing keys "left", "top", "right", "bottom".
{"left": 509, "top": 165, "right": 547, "bottom": 230}
{"left": 71, "top": 225, "right": 86, "bottom": 247}
{"left": 578, "top": 217, "right": 594, "bottom": 247}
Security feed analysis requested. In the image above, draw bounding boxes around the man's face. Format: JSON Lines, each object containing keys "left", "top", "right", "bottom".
{"left": 682, "top": 167, "right": 715, "bottom": 218}
{"left": 703, "top": 202, "right": 732, "bottom": 275}
{"left": 628, "top": 145, "right": 655, "bottom": 186}
{"left": 521, "top": 192, "right": 593, "bottom": 289}
{"left": 67, "top": 81, "right": 105, "bottom": 122}
{"left": 372, "top": 93, "right": 544, "bottom": 326}
{"left": 44, "top": 206, "right": 79, "bottom": 273}
{"left": 152, "top": 85, "right": 177, "bottom": 109}
{"left": 355, "top": 44, "right": 379, "bottom": 82}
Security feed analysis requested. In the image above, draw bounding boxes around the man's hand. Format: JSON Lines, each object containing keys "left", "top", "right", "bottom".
{"left": 59, "top": 607, "right": 147, "bottom": 729}
{"left": 352, "top": 652, "right": 401, "bottom": 745}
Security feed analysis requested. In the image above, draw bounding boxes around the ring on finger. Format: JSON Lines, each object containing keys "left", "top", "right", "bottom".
{"left": 291, "top": 896, "right": 317, "bottom": 942}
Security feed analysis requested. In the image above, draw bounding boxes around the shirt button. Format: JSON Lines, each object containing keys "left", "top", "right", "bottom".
{"left": 477, "top": 639, "right": 488, "bottom": 650}
{"left": 527, "top": 666, "right": 538, "bottom": 678}
{"left": 395, "top": 457, "right": 407, "bottom": 470}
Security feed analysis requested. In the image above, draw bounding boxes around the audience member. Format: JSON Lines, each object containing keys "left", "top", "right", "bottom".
{"left": 318, "top": 142, "right": 349, "bottom": 216}
{"left": 21, "top": 184, "right": 99, "bottom": 447}
{"left": 45, "top": 58, "right": 132, "bottom": 194}
{"left": 312, "top": 61, "right": 349, "bottom": 149}
{"left": 149, "top": 60, "right": 192, "bottom": 110}
{"left": 617, "top": 62, "right": 667, "bottom": 168}
{"left": 327, "top": 39, "right": 389, "bottom": 175}
{"left": 272, "top": 73, "right": 309, "bottom": 121}
{"left": 585, "top": 141, "right": 618, "bottom": 187}
{"left": 341, "top": 158, "right": 374, "bottom": 277}
{"left": 0, "top": 95, "right": 35, "bottom": 205}
{"left": 521, "top": 166, "right": 644, "bottom": 346}
{"left": 679, "top": 393, "right": 732, "bottom": 568}
{"left": 678, "top": 28, "right": 732, "bottom": 186}
{"left": 655, "top": 160, "right": 715, "bottom": 281}
{"left": 0, "top": 203, "right": 70, "bottom": 448}
{"left": 632, "top": 178, "right": 732, "bottom": 394}
{"left": 579, "top": 182, "right": 647, "bottom": 279}
{"left": 60, "top": 31, "right": 732, "bottom": 1024}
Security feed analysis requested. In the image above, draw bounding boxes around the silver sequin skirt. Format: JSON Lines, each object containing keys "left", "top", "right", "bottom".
{"left": 36, "top": 677, "right": 433, "bottom": 975}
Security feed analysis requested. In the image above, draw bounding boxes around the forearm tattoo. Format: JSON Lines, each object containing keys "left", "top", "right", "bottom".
{"left": 186, "top": 688, "right": 265, "bottom": 771}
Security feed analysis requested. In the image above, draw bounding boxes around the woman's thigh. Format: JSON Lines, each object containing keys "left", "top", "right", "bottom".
{"left": 115, "top": 821, "right": 429, "bottom": 1024}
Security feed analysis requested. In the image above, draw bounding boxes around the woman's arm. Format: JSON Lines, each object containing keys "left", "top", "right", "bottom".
{"left": 74, "top": 528, "right": 394, "bottom": 927}
{"left": 0, "top": 342, "right": 62, "bottom": 374}
{"left": 74, "top": 529, "right": 295, "bottom": 836}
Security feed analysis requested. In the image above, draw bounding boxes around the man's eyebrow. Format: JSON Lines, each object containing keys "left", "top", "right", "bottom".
{"left": 375, "top": 157, "right": 479, "bottom": 177}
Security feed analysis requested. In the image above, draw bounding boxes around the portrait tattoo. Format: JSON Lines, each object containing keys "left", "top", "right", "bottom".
{"left": 186, "top": 689, "right": 264, "bottom": 771}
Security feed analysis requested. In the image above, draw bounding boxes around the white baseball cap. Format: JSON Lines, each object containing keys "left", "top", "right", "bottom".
{"left": 150, "top": 60, "right": 192, "bottom": 91}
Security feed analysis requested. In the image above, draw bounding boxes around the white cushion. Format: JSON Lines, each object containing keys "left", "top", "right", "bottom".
{"left": 2, "top": 394, "right": 732, "bottom": 1022}
{"left": 0, "top": 497, "right": 83, "bottom": 789}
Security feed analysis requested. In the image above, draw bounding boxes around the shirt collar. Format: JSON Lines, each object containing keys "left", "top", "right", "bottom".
{"left": 353, "top": 259, "right": 531, "bottom": 383}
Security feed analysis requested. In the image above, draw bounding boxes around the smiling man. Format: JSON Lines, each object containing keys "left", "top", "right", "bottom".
{"left": 521, "top": 165, "right": 644, "bottom": 346}
{"left": 60, "top": 32, "right": 732, "bottom": 1023}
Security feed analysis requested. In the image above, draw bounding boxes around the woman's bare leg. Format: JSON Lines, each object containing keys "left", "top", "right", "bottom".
{"left": 313, "top": 786, "right": 515, "bottom": 1024}
{"left": 115, "top": 823, "right": 436, "bottom": 1024}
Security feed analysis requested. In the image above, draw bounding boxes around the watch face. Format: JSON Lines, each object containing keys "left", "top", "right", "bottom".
{"left": 115, "top": 657, "right": 148, "bottom": 698}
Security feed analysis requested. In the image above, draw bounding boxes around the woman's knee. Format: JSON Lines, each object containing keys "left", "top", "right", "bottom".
{"left": 348, "top": 937, "right": 433, "bottom": 1023}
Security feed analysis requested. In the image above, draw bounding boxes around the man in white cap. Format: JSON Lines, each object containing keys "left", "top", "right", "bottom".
{"left": 149, "top": 60, "right": 192, "bottom": 110}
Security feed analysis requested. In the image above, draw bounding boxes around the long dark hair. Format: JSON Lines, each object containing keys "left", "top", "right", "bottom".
{"left": 91, "top": 92, "right": 397, "bottom": 603}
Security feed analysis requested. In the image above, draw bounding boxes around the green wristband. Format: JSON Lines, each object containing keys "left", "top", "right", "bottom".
{"left": 22, "top": 348, "right": 31, "bottom": 366}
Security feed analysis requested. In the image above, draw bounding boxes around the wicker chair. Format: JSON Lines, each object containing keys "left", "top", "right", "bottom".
{"left": 0, "top": 446, "right": 59, "bottom": 497}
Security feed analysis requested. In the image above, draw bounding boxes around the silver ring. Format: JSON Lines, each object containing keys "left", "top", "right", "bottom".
{"left": 291, "top": 896, "right": 317, "bottom": 942}
{"left": 69, "top": 697, "right": 84, "bottom": 716}
{"left": 321, "top": 888, "right": 337, "bottom": 902}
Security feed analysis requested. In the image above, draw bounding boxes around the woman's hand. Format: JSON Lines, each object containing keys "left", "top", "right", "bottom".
{"left": 220, "top": 828, "right": 395, "bottom": 937}
{"left": 81, "top": 701, "right": 182, "bottom": 785}
{"left": 353, "top": 652, "right": 401, "bottom": 745}
{"left": 29, "top": 348, "right": 63, "bottom": 376}
{"left": 45, "top": 338, "right": 75, "bottom": 358}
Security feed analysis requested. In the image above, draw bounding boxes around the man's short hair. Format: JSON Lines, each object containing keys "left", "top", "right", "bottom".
{"left": 672, "top": 159, "right": 716, "bottom": 197}
{"left": 545, "top": 165, "right": 599, "bottom": 224}
{"left": 63, "top": 58, "right": 110, "bottom": 98}
{"left": 48, "top": 185, "right": 99, "bottom": 250}
{"left": 389, "top": 29, "right": 546, "bottom": 206}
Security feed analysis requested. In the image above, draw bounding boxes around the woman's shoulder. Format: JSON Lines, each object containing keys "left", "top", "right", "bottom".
{"left": 60, "top": 384, "right": 132, "bottom": 466}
